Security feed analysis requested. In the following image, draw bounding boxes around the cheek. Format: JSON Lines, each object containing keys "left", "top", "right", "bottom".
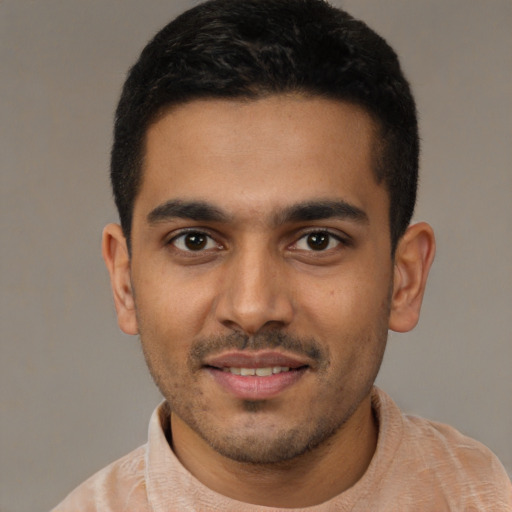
{"left": 134, "top": 268, "right": 217, "bottom": 340}
{"left": 299, "top": 267, "right": 391, "bottom": 335}
{"left": 294, "top": 261, "right": 392, "bottom": 383}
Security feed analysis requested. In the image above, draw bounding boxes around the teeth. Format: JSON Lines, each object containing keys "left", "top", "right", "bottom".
{"left": 255, "top": 367, "right": 272, "bottom": 376}
{"left": 224, "top": 366, "right": 291, "bottom": 376}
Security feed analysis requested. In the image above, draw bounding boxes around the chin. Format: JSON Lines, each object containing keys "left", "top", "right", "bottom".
{"left": 200, "top": 411, "right": 344, "bottom": 466}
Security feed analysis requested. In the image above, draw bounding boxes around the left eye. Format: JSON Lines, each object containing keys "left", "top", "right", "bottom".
{"left": 294, "top": 231, "right": 341, "bottom": 251}
{"left": 171, "top": 231, "right": 219, "bottom": 251}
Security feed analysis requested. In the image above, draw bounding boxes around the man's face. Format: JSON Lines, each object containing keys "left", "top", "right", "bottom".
{"left": 127, "top": 96, "right": 393, "bottom": 463}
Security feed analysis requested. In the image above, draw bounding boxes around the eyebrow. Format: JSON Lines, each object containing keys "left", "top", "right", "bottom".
{"left": 275, "top": 200, "right": 369, "bottom": 225}
{"left": 147, "top": 198, "right": 368, "bottom": 226}
{"left": 147, "top": 200, "right": 230, "bottom": 224}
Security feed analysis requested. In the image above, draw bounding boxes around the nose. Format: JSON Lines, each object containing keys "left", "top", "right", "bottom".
{"left": 214, "top": 244, "right": 294, "bottom": 335}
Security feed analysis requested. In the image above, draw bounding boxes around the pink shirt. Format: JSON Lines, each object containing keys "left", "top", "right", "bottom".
{"left": 53, "top": 388, "right": 512, "bottom": 511}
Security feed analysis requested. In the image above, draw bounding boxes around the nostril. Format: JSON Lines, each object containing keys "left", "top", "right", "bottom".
{"left": 219, "top": 319, "right": 290, "bottom": 338}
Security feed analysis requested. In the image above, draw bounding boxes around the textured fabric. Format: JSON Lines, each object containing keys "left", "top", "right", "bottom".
{"left": 52, "top": 388, "right": 512, "bottom": 511}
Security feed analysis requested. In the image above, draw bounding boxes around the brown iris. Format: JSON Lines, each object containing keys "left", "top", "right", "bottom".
{"left": 184, "top": 232, "right": 208, "bottom": 250}
{"left": 306, "top": 232, "right": 330, "bottom": 250}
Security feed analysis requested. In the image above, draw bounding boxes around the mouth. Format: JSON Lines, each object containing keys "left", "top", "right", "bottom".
{"left": 203, "top": 351, "right": 311, "bottom": 400}
{"left": 219, "top": 366, "right": 293, "bottom": 376}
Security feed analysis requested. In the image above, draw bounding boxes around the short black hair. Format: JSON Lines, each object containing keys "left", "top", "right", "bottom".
{"left": 111, "top": 0, "right": 418, "bottom": 251}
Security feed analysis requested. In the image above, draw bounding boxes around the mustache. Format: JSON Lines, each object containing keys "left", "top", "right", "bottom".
{"left": 189, "top": 331, "right": 328, "bottom": 367}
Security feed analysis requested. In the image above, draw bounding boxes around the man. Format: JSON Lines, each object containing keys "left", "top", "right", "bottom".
{"left": 53, "top": 0, "right": 512, "bottom": 510}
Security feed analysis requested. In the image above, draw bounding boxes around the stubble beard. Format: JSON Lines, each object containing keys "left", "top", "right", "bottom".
{"left": 140, "top": 324, "right": 388, "bottom": 466}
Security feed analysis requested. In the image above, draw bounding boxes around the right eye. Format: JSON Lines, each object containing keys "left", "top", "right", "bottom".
{"left": 170, "top": 231, "right": 220, "bottom": 252}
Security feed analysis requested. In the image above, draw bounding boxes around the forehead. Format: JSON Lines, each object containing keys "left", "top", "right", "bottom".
{"left": 136, "top": 95, "right": 387, "bottom": 224}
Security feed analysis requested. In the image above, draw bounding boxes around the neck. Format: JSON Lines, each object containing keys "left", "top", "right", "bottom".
{"left": 170, "top": 393, "right": 378, "bottom": 508}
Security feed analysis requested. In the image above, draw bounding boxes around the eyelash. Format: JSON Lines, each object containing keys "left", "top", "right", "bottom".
{"left": 167, "top": 228, "right": 350, "bottom": 254}
{"left": 167, "top": 229, "right": 222, "bottom": 253}
{"left": 291, "top": 230, "right": 349, "bottom": 252}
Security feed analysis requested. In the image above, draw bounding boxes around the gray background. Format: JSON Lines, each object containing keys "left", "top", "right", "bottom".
{"left": 1, "top": 1, "right": 511, "bottom": 511}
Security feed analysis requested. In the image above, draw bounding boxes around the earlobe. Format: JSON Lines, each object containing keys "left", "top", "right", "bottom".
{"left": 389, "top": 222, "right": 436, "bottom": 333}
{"left": 102, "top": 223, "right": 139, "bottom": 335}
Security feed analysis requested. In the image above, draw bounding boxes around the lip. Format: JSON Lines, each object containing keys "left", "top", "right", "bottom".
{"left": 203, "top": 350, "right": 311, "bottom": 400}
{"left": 204, "top": 350, "right": 312, "bottom": 369}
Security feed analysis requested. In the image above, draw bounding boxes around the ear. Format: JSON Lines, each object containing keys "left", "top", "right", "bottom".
{"left": 389, "top": 222, "right": 436, "bottom": 333}
{"left": 102, "top": 223, "right": 139, "bottom": 335}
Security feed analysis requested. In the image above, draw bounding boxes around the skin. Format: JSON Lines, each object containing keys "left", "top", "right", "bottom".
{"left": 103, "top": 95, "right": 435, "bottom": 507}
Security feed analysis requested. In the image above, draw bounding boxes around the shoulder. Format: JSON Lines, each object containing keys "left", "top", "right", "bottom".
{"left": 404, "top": 413, "right": 498, "bottom": 454}
{"left": 51, "top": 444, "right": 149, "bottom": 512}
{"left": 403, "top": 413, "right": 510, "bottom": 482}
{"left": 370, "top": 388, "right": 512, "bottom": 510}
